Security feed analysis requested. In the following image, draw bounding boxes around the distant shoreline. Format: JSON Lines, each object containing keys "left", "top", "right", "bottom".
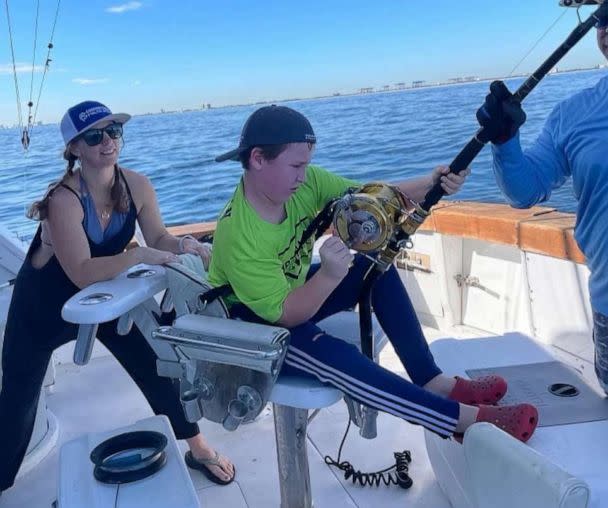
{"left": 142, "top": 64, "right": 607, "bottom": 116}
{"left": 1, "top": 65, "right": 606, "bottom": 128}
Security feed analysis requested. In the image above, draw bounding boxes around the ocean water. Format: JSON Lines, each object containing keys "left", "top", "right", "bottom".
{"left": 1, "top": 69, "right": 605, "bottom": 240}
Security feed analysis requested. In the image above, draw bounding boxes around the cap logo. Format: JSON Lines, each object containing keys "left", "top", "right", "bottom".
{"left": 305, "top": 134, "right": 316, "bottom": 141}
{"left": 78, "top": 105, "right": 111, "bottom": 123}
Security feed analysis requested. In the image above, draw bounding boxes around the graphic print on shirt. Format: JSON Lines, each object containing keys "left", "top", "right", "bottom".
{"left": 280, "top": 216, "right": 314, "bottom": 280}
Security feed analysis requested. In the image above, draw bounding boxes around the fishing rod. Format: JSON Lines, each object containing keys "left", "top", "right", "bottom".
{"left": 321, "top": 1, "right": 608, "bottom": 477}
{"left": 333, "top": 1, "right": 608, "bottom": 265}
{"left": 415, "top": 0, "right": 608, "bottom": 218}
{"left": 350, "top": 0, "right": 608, "bottom": 419}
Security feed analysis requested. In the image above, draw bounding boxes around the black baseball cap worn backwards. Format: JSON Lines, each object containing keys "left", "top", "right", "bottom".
{"left": 215, "top": 105, "right": 316, "bottom": 163}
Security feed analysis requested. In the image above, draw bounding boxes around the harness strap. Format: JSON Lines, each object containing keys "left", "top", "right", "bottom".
{"left": 199, "top": 284, "right": 234, "bottom": 306}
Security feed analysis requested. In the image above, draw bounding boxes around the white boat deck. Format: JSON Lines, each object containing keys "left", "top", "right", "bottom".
{"left": 0, "top": 325, "right": 487, "bottom": 508}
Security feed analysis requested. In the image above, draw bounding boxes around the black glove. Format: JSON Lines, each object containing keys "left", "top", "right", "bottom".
{"left": 476, "top": 80, "right": 526, "bottom": 144}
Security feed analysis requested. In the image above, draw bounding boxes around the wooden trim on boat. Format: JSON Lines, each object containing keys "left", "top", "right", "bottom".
{"left": 166, "top": 221, "right": 217, "bottom": 238}
{"left": 421, "top": 202, "right": 584, "bottom": 264}
{"left": 153, "top": 202, "right": 584, "bottom": 265}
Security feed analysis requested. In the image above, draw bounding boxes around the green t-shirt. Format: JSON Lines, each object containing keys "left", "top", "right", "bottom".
{"left": 209, "top": 165, "right": 359, "bottom": 323}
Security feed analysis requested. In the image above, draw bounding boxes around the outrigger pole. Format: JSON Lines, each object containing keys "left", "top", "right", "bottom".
{"left": 357, "top": 0, "right": 608, "bottom": 358}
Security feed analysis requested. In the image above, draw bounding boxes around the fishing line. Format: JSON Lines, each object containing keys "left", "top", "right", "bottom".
{"left": 3, "top": 0, "right": 61, "bottom": 151}
{"left": 506, "top": 9, "right": 569, "bottom": 77}
{"left": 27, "top": 0, "right": 40, "bottom": 132}
{"left": 31, "top": 0, "right": 61, "bottom": 129}
{"left": 4, "top": 0, "right": 24, "bottom": 134}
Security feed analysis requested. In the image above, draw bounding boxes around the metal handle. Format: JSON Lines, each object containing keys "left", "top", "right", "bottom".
{"left": 454, "top": 274, "right": 500, "bottom": 298}
{"left": 152, "top": 328, "right": 282, "bottom": 360}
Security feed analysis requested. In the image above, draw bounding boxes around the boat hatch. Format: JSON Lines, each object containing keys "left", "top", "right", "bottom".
{"left": 467, "top": 362, "right": 608, "bottom": 427}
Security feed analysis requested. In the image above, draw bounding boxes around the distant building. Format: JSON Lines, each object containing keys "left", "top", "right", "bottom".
{"left": 383, "top": 85, "right": 390, "bottom": 91}
{"left": 360, "top": 87, "right": 373, "bottom": 94}
{"left": 395, "top": 82, "right": 406, "bottom": 90}
{"left": 412, "top": 80, "right": 426, "bottom": 88}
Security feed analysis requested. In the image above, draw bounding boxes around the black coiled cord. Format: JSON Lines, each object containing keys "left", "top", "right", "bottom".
{"left": 324, "top": 419, "right": 413, "bottom": 489}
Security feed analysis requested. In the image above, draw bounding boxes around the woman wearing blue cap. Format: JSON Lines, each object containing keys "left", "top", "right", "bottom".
{"left": 210, "top": 105, "right": 539, "bottom": 444}
{"left": 0, "top": 101, "right": 234, "bottom": 494}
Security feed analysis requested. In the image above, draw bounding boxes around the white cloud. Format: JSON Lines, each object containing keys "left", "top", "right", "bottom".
{"left": 106, "top": 2, "right": 142, "bottom": 14}
{"left": 0, "top": 63, "right": 44, "bottom": 74}
{"left": 72, "top": 78, "right": 109, "bottom": 85}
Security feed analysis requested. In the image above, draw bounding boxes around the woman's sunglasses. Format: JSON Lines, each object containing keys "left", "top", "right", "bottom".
{"left": 79, "top": 123, "right": 123, "bottom": 146}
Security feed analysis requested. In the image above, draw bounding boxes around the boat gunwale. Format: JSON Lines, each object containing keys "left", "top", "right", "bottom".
{"left": 153, "top": 201, "right": 584, "bottom": 264}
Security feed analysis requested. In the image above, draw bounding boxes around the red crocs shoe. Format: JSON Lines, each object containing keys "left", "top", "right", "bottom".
{"left": 448, "top": 375, "right": 508, "bottom": 405}
{"left": 454, "top": 403, "right": 539, "bottom": 443}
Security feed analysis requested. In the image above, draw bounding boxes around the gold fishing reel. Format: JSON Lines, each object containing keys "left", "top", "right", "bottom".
{"left": 332, "top": 182, "right": 431, "bottom": 270}
{"left": 333, "top": 183, "right": 409, "bottom": 253}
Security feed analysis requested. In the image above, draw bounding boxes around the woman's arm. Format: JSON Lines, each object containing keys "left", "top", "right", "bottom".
{"left": 133, "top": 171, "right": 212, "bottom": 267}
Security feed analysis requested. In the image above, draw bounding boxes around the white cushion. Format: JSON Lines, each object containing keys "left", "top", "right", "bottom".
{"left": 465, "top": 423, "right": 590, "bottom": 508}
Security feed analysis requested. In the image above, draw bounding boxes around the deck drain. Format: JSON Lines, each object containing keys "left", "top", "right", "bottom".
{"left": 548, "top": 383, "right": 580, "bottom": 398}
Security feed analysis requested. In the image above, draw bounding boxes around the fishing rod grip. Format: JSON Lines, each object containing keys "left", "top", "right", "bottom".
{"left": 421, "top": 136, "right": 485, "bottom": 209}
{"left": 420, "top": 1, "right": 608, "bottom": 212}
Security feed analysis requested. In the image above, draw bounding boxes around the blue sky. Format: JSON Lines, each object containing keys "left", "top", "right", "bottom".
{"left": 0, "top": 0, "right": 605, "bottom": 125}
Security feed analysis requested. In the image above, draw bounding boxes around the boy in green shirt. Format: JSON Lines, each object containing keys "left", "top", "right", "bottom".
{"left": 210, "top": 105, "right": 538, "bottom": 442}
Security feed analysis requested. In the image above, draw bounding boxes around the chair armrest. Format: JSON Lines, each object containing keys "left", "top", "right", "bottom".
{"left": 61, "top": 264, "right": 168, "bottom": 325}
{"left": 61, "top": 264, "right": 168, "bottom": 366}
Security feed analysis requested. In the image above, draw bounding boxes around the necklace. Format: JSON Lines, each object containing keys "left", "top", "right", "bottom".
{"left": 80, "top": 171, "right": 113, "bottom": 223}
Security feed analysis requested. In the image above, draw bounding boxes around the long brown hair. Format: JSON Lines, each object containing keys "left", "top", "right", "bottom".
{"left": 27, "top": 146, "right": 130, "bottom": 221}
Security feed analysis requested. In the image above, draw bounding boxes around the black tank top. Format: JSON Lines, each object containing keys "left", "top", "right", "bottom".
{"left": 10, "top": 168, "right": 138, "bottom": 340}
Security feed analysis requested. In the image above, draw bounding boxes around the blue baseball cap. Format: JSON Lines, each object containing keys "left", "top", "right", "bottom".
{"left": 60, "top": 100, "right": 131, "bottom": 146}
{"left": 215, "top": 105, "right": 316, "bottom": 162}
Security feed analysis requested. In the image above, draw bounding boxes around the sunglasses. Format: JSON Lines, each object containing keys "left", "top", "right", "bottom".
{"left": 79, "top": 123, "right": 123, "bottom": 146}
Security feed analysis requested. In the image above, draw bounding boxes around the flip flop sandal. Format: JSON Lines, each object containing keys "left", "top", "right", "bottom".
{"left": 448, "top": 375, "right": 508, "bottom": 405}
{"left": 185, "top": 450, "right": 236, "bottom": 485}
{"left": 454, "top": 403, "right": 539, "bottom": 443}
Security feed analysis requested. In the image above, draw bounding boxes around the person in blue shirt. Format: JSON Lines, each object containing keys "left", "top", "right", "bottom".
{"left": 476, "top": 18, "right": 608, "bottom": 395}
